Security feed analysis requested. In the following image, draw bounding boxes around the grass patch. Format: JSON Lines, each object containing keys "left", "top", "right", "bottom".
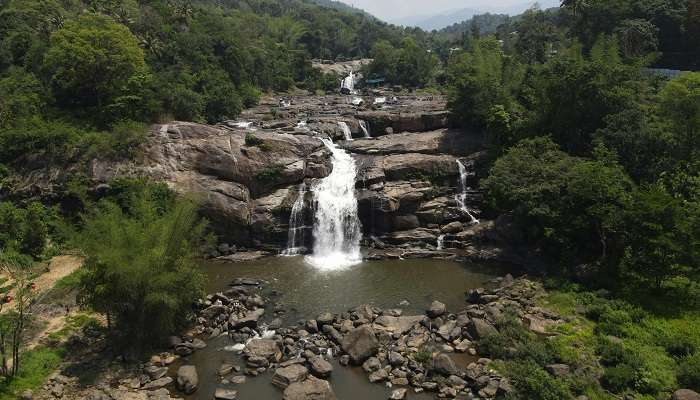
{"left": 46, "top": 313, "right": 100, "bottom": 342}
{"left": 53, "top": 268, "right": 86, "bottom": 291}
{"left": 0, "top": 346, "right": 66, "bottom": 399}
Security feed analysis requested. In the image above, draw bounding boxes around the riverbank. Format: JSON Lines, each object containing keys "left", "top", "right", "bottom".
{"left": 16, "top": 255, "right": 700, "bottom": 400}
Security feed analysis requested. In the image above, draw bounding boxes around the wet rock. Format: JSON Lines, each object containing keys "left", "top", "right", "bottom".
{"left": 441, "top": 222, "right": 463, "bottom": 234}
{"left": 244, "top": 339, "right": 282, "bottom": 362}
{"left": 674, "top": 390, "right": 700, "bottom": 400}
{"left": 427, "top": 301, "right": 446, "bottom": 318}
{"left": 231, "top": 376, "right": 246, "bottom": 384}
{"left": 283, "top": 376, "right": 337, "bottom": 400}
{"left": 20, "top": 390, "right": 33, "bottom": 400}
{"left": 317, "top": 312, "right": 334, "bottom": 326}
{"left": 369, "top": 368, "right": 389, "bottom": 383}
{"left": 389, "top": 388, "right": 408, "bottom": 399}
{"left": 272, "top": 365, "right": 309, "bottom": 389}
{"left": 229, "top": 308, "right": 265, "bottom": 330}
{"left": 176, "top": 365, "right": 199, "bottom": 394}
{"left": 341, "top": 325, "right": 380, "bottom": 364}
{"left": 362, "top": 357, "right": 382, "bottom": 372}
{"left": 309, "top": 356, "right": 333, "bottom": 378}
{"left": 433, "top": 354, "right": 458, "bottom": 376}
{"left": 214, "top": 388, "right": 238, "bottom": 400}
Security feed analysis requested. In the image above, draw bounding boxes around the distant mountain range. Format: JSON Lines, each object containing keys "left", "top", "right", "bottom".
{"left": 389, "top": 0, "right": 560, "bottom": 31}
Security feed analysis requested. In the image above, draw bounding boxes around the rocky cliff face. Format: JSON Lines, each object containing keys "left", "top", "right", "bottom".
{"left": 9, "top": 93, "right": 501, "bottom": 254}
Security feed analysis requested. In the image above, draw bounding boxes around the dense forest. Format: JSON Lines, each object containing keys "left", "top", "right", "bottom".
{"left": 0, "top": 0, "right": 699, "bottom": 399}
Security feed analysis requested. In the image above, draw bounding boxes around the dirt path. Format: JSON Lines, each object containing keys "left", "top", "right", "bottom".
{"left": 33, "top": 255, "right": 83, "bottom": 293}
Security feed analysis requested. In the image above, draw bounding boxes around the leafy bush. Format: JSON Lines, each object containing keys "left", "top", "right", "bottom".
{"left": 601, "top": 363, "right": 638, "bottom": 393}
{"left": 245, "top": 133, "right": 264, "bottom": 147}
{"left": 678, "top": 354, "right": 700, "bottom": 391}
{"left": 504, "top": 361, "right": 574, "bottom": 400}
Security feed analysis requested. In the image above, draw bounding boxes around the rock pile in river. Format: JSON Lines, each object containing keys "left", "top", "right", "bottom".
{"left": 180, "top": 274, "right": 560, "bottom": 399}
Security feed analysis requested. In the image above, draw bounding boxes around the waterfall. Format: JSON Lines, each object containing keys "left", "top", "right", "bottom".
{"left": 340, "top": 70, "right": 355, "bottom": 93}
{"left": 282, "top": 183, "right": 307, "bottom": 256}
{"left": 437, "top": 234, "right": 446, "bottom": 250}
{"left": 359, "top": 120, "right": 371, "bottom": 138}
{"left": 306, "top": 138, "right": 362, "bottom": 269}
{"left": 456, "top": 159, "right": 480, "bottom": 225}
{"left": 338, "top": 122, "right": 353, "bottom": 141}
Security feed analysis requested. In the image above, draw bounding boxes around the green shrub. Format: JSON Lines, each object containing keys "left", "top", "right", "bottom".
{"left": 255, "top": 165, "right": 284, "bottom": 182}
{"left": 601, "top": 363, "right": 638, "bottom": 393}
{"left": 678, "top": 354, "right": 700, "bottom": 391}
{"left": 597, "top": 339, "right": 628, "bottom": 366}
{"left": 245, "top": 133, "right": 264, "bottom": 147}
{"left": 504, "top": 361, "right": 574, "bottom": 400}
{"left": 0, "top": 346, "right": 65, "bottom": 397}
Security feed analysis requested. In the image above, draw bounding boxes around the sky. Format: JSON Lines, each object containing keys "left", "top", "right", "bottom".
{"left": 337, "top": 0, "right": 557, "bottom": 21}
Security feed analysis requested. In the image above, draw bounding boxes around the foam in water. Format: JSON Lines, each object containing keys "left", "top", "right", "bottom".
{"left": 456, "top": 159, "right": 480, "bottom": 225}
{"left": 338, "top": 121, "right": 353, "bottom": 141}
{"left": 306, "top": 138, "right": 362, "bottom": 270}
{"left": 233, "top": 121, "right": 254, "bottom": 129}
{"left": 282, "top": 183, "right": 307, "bottom": 256}
{"left": 359, "top": 120, "right": 371, "bottom": 138}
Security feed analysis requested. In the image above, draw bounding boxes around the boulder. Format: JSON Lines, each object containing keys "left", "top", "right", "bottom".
{"left": 427, "top": 301, "right": 446, "bottom": 318}
{"left": 381, "top": 154, "right": 458, "bottom": 181}
{"left": 433, "top": 354, "right": 458, "bottom": 376}
{"left": 214, "top": 388, "right": 238, "bottom": 400}
{"left": 245, "top": 339, "right": 282, "bottom": 362}
{"left": 441, "top": 221, "right": 463, "bottom": 234}
{"left": 229, "top": 308, "right": 265, "bottom": 330}
{"left": 309, "top": 357, "right": 333, "bottom": 378}
{"left": 341, "top": 325, "right": 380, "bottom": 364}
{"left": 467, "top": 318, "right": 498, "bottom": 340}
{"left": 283, "top": 376, "right": 337, "bottom": 400}
{"left": 369, "top": 368, "right": 389, "bottom": 383}
{"left": 273, "top": 365, "right": 309, "bottom": 389}
{"left": 176, "top": 365, "right": 199, "bottom": 394}
{"left": 674, "top": 390, "right": 700, "bottom": 400}
{"left": 141, "top": 377, "right": 172, "bottom": 390}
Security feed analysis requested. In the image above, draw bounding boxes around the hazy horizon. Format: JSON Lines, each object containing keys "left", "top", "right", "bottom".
{"left": 337, "top": 0, "right": 560, "bottom": 22}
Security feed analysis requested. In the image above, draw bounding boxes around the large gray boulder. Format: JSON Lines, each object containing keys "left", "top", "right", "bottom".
{"left": 341, "top": 325, "right": 380, "bottom": 364}
{"left": 283, "top": 376, "right": 337, "bottom": 400}
{"left": 176, "top": 365, "right": 199, "bottom": 394}
{"left": 309, "top": 356, "right": 333, "bottom": 378}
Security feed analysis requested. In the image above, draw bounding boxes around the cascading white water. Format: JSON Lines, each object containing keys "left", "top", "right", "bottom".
{"left": 341, "top": 70, "right": 355, "bottom": 93}
{"left": 437, "top": 234, "right": 446, "bottom": 250}
{"left": 359, "top": 120, "right": 371, "bottom": 138}
{"left": 282, "top": 183, "right": 307, "bottom": 256}
{"left": 306, "top": 138, "right": 362, "bottom": 269}
{"left": 456, "top": 159, "right": 480, "bottom": 225}
{"left": 338, "top": 122, "right": 353, "bottom": 141}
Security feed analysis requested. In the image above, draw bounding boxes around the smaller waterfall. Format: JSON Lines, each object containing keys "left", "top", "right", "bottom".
{"left": 456, "top": 160, "right": 480, "bottom": 225}
{"left": 340, "top": 71, "right": 355, "bottom": 93}
{"left": 359, "top": 120, "right": 371, "bottom": 138}
{"left": 282, "top": 183, "right": 307, "bottom": 256}
{"left": 437, "top": 234, "right": 446, "bottom": 250}
{"left": 338, "top": 122, "right": 353, "bottom": 141}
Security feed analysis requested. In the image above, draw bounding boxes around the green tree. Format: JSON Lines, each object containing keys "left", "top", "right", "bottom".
{"left": 0, "top": 67, "right": 45, "bottom": 129}
{"left": 43, "top": 14, "right": 147, "bottom": 122}
{"left": 659, "top": 73, "right": 700, "bottom": 162}
{"left": 73, "top": 188, "right": 206, "bottom": 353}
